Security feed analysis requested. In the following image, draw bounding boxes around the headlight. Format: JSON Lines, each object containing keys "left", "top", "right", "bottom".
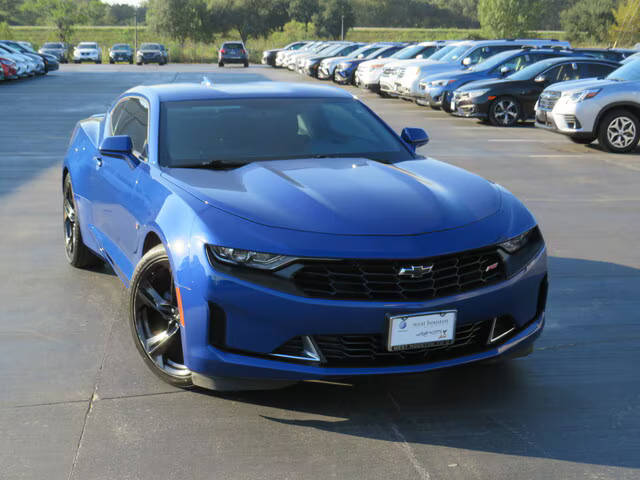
{"left": 338, "top": 62, "right": 351, "bottom": 69}
{"left": 207, "top": 245, "right": 296, "bottom": 270}
{"left": 498, "top": 227, "right": 544, "bottom": 277}
{"left": 368, "top": 63, "right": 385, "bottom": 70}
{"left": 566, "top": 88, "right": 601, "bottom": 103}
{"left": 499, "top": 229, "right": 534, "bottom": 253}
{"left": 429, "top": 79, "right": 456, "bottom": 87}
{"left": 464, "top": 88, "right": 489, "bottom": 99}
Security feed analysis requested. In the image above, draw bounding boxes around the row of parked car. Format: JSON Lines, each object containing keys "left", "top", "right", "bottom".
{"left": 37, "top": 42, "right": 169, "bottom": 65}
{"left": 263, "top": 39, "right": 640, "bottom": 153}
{"left": 0, "top": 40, "right": 59, "bottom": 81}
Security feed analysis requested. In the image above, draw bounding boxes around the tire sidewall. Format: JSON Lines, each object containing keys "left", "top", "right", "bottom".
{"left": 128, "top": 244, "right": 193, "bottom": 388}
{"left": 489, "top": 96, "right": 520, "bottom": 127}
{"left": 598, "top": 110, "right": 640, "bottom": 153}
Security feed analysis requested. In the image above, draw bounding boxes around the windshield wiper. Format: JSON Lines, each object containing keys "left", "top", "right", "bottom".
{"left": 176, "top": 160, "right": 248, "bottom": 170}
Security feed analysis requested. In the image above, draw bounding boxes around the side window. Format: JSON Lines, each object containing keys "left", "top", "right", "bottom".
{"left": 541, "top": 65, "right": 562, "bottom": 82}
{"left": 377, "top": 47, "right": 402, "bottom": 58}
{"left": 584, "top": 62, "right": 615, "bottom": 78}
{"left": 110, "top": 97, "right": 149, "bottom": 160}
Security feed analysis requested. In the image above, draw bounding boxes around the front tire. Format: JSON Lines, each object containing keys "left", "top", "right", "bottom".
{"left": 63, "top": 175, "right": 101, "bottom": 268}
{"left": 129, "top": 245, "right": 193, "bottom": 388}
{"left": 598, "top": 110, "right": 640, "bottom": 153}
{"left": 489, "top": 96, "right": 521, "bottom": 127}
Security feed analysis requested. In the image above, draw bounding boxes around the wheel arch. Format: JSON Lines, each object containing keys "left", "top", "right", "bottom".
{"left": 594, "top": 102, "right": 640, "bottom": 134}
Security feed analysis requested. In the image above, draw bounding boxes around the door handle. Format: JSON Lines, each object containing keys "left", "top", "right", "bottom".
{"left": 94, "top": 156, "right": 103, "bottom": 168}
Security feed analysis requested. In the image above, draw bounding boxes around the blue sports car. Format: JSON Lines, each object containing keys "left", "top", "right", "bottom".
{"left": 62, "top": 81, "right": 547, "bottom": 391}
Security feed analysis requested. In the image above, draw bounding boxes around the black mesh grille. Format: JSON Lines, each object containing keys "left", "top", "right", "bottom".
{"left": 292, "top": 248, "right": 505, "bottom": 301}
{"left": 274, "top": 318, "right": 510, "bottom": 367}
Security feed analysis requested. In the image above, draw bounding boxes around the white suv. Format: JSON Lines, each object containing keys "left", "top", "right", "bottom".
{"left": 73, "top": 42, "right": 102, "bottom": 64}
{"left": 535, "top": 59, "right": 640, "bottom": 153}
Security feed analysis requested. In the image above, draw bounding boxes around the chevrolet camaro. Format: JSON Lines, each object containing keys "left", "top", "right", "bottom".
{"left": 62, "top": 82, "right": 548, "bottom": 391}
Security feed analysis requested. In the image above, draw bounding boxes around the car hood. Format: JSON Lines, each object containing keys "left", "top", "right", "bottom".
{"left": 544, "top": 78, "right": 619, "bottom": 93}
{"left": 140, "top": 49, "right": 162, "bottom": 54}
{"left": 163, "top": 157, "right": 501, "bottom": 235}
{"left": 360, "top": 58, "right": 394, "bottom": 68}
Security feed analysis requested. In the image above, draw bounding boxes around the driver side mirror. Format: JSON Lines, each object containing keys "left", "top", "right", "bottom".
{"left": 357, "top": 54, "right": 364, "bottom": 59}
{"left": 534, "top": 74, "right": 547, "bottom": 83}
{"left": 99, "top": 135, "right": 133, "bottom": 157}
{"left": 401, "top": 127, "right": 429, "bottom": 152}
{"left": 462, "top": 57, "right": 472, "bottom": 66}
{"left": 500, "top": 66, "right": 511, "bottom": 76}
{"left": 416, "top": 54, "right": 424, "bottom": 59}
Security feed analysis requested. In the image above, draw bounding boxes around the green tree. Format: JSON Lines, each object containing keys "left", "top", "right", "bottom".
{"left": 477, "top": 0, "right": 536, "bottom": 38}
{"left": 313, "top": 0, "right": 355, "bottom": 39}
{"left": 610, "top": 0, "right": 640, "bottom": 46}
{"left": 147, "top": 0, "right": 208, "bottom": 47}
{"left": 289, "top": 0, "right": 319, "bottom": 32}
{"left": 0, "top": 20, "right": 12, "bottom": 39}
{"left": 208, "top": 0, "right": 288, "bottom": 43}
{"left": 21, "top": 0, "right": 80, "bottom": 43}
{"left": 561, "top": 0, "right": 615, "bottom": 44}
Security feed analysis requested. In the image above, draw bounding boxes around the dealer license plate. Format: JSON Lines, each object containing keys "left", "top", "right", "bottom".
{"left": 387, "top": 311, "right": 456, "bottom": 351}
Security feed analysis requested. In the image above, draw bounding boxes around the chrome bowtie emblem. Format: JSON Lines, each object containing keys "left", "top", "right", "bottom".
{"left": 398, "top": 265, "right": 434, "bottom": 278}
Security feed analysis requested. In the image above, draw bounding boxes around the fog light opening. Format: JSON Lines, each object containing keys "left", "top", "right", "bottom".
{"left": 271, "top": 335, "right": 323, "bottom": 363}
{"left": 487, "top": 316, "right": 516, "bottom": 344}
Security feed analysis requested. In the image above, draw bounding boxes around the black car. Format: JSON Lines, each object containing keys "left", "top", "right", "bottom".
{"left": 218, "top": 41, "right": 248, "bottom": 67}
{"left": 38, "top": 42, "right": 68, "bottom": 63}
{"left": 262, "top": 41, "right": 308, "bottom": 66}
{"left": 110, "top": 44, "right": 134, "bottom": 64}
{"left": 452, "top": 57, "right": 619, "bottom": 126}
{"left": 136, "top": 43, "right": 168, "bottom": 65}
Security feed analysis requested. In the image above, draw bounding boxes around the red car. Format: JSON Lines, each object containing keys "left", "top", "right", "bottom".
{"left": 0, "top": 57, "right": 18, "bottom": 80}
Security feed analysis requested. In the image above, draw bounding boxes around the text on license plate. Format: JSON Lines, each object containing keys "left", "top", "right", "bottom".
{"left": 387, "top": 311, "right": 456, "bottom": 351}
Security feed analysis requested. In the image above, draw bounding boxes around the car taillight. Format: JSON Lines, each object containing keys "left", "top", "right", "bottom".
{"left": 220, "top": 49, "right": 226, "bottom": 54}
{"left": 241, "top": 49, "right": 246, "bottom": 55}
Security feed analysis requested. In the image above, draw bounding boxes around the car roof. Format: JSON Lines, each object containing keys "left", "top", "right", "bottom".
{"left": 128, "top": 82, "right": 355, "bottom": 103}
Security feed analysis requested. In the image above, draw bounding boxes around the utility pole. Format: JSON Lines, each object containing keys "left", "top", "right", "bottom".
{"left": 341, "top": 15, "right": 344, "bottom": 41}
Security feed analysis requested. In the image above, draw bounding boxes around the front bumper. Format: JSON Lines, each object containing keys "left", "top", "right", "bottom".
{"left": 451, "top": 95, "right": 491, "bottom": 118}
{"left": 110, "top": 54, "right": 132, "bottom": 62}
{"left": 334, "top": 68, "right": 355, "bottom": 84}
{"left": 355, "top": 69, "right": 382, "bottom": 90}
{"left": 73, "top": 53, "right": 100, "bottom": 62}
{"left": 534, "top": 100, "right": 595, "bottom": 137}
{"left": 181, "top": 245, "right": 547, "bottom": 382}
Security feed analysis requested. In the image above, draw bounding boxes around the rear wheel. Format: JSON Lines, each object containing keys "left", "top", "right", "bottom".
{"left": 598, "top": 110, "right": 640, "bottom": 153}
{"left": 244, "top": 61, "right": 249, "bottom": 68}
{"left": 63, "top": 175, "right": 101, "bottom": 268}
{"left": 129, "top": 245, "right": 193, "bottom": 388}
{"left": 218, "top": 61, "right": 224, "bottom": 67}
{"left": 489, "top": 96, "right": 521, "bottom": 127}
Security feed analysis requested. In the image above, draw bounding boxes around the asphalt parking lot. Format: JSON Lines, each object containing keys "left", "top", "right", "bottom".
{"left": 1, "top": 63, "right": 639, "bottom": 480}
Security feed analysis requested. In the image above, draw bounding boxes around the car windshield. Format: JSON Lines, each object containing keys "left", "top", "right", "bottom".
{"left": 508, "top": 59, "right": 560, "bottom": 80}
{"left": 365, "top": 46, "right": 393, "bottom": 59}
{"left": 159, "top": 98, "right": 413, "bottom": 167}
{"left": 606, "top": 59, "right": 640, "bottom": 81}
{"left": 43, "top": 43, "right": 63, "bottom": 48}
{"left": 427, "top": 45, "right": 454, "bottom": 61}
{"left": 348, "top": 45, "right": 378, "bottom": 58}
{"left": 112, "top": 44, "right": 130, "bottom": 51}
{"left": 439, "top": 44, "right": 473, "bottom": 62}
{"left": 469, "top": 50, "right": 521, "bottom": 71}
{"left": 78, "top": 43, "right": 97, "bottom": 49}
{"left": 391, "top": 44, "right": 437, "bottom": 60}
{"left": 141, "top": 43, "right": 161, "bottom": 50}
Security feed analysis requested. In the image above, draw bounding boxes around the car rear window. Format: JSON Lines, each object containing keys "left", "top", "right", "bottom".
{"left": 223, "top": 43, "right": 244, "bottom": 50}
{"left": 43, "top": 43, "right": 63, "bottom": 48}
{"left": 159, "top": 98, "right": 413, "bottom": 167}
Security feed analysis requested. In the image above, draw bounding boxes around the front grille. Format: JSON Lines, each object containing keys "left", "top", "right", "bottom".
{"left": 382, "top": 67, "right": 395, "bottom": 75}
{"left": 396, "top": 67, "right": 406, "bottom": 78}
{"left": 292, "top": 247, "right": 505, "bottom": 301}
{"left": 274, "top": 317, "right": 513, "bottom": 367}
{"left": 538, "top": 91, "right": 561, "bottom": 110}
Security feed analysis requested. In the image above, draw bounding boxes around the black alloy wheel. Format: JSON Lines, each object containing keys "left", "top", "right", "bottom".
{"left": 129, "top": 245, "right": 193, "bottom": 388}
{"left": 63, "top": 175, "right": 101, "bottom": 268}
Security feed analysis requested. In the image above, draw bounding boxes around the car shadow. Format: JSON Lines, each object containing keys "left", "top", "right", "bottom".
{"left": 195, "top": 256, "right": 640, "bottom": 469}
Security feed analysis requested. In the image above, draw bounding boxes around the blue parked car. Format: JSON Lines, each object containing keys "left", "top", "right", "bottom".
{"left": 62, "top": 81, "right": 547, "bottom": 390}
{"left": 417, "top": 47, "right": 581, "bottom": 111}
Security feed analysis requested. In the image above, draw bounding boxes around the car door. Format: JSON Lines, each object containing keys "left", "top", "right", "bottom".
{"left": 520, "top": 64, "right": 566, "bottom": 114}
{"left": 92, "top": 96, "right": 149, "bottom": 274}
